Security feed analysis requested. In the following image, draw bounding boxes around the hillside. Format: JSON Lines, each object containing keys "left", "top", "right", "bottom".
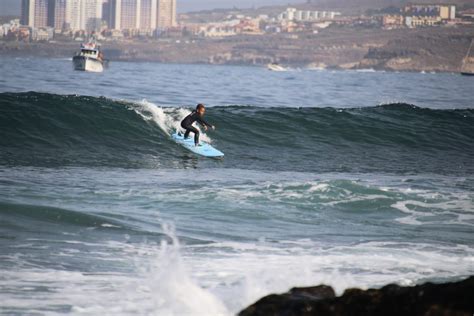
{"left": 2, "top": 25, "right": 472, "bottom": 73}
{"left": 180, "top": 0, "right": 474, "bottom": 22}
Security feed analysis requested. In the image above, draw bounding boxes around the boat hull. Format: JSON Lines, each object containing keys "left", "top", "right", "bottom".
{"left": 267, "top": 65, "right": 287, "bottom": 72}
{"left": 461, "top": 72, "right": 474, "bottom": 76}
{"left": 73, "top": 56, "right": 104, "bottom": 73}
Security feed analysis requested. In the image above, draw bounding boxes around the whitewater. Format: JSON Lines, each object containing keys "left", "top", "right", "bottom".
{"left": 1, "top": 58, "right": 473, "bottom": 315}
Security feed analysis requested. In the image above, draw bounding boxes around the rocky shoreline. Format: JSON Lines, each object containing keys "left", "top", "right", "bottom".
{"left": 1, "top": 25, "right": 473, "bottom": 73}
{"left": 238, "top": 276, "right": 474, "bottom": 316}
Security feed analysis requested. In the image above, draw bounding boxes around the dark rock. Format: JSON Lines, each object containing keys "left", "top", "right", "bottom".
{"left": 239, "top": 276, "right": 474, "bottom": 316}
{"left": 239, "top": 285, "right": 335, "bottom": 316}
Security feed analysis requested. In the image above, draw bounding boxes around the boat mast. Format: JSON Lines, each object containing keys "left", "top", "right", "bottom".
{"left": 461, "top": 39, "right": 473, "bottom": 72}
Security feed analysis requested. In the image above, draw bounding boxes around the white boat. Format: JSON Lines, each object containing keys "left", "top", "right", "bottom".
{"left": 73, "top": 42, "right": 107, "bottom": 73}
{"left": 267, "top": 63, "right": 288, "bottom": 72}
{"left": 306, "top": 63, "right": 326, "bottom": 71}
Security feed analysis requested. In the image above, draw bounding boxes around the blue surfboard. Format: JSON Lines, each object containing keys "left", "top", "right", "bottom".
{"left": 171, "top": 132, "right": 224, "bottom": 158}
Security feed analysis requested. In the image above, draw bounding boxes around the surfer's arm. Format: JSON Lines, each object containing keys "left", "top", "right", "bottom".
{"left": 197, "top": 117, "right": 213, "bottom": 129}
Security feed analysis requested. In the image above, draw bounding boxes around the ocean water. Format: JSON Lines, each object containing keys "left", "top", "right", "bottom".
{"left": 0, "top": 57, "right": 473, "bottom": 315}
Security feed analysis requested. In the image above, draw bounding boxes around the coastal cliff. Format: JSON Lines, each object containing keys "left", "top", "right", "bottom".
{"left": 358, "top": 30, "right": 473, "bottom": 72}
{"left": 1, "top": 25, "right": 472, "bottom": 72}
{"left": 239, "top": 276, "right": 474, "bottom": 316}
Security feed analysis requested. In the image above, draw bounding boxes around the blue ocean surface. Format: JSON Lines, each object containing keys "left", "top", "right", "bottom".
{"left": 0, "top": 57, "right": 473, "bottom": 315}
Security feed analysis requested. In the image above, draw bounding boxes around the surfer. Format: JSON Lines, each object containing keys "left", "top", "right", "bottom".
{"left": 180, "top": 104, "right": 215, "bottom": 146}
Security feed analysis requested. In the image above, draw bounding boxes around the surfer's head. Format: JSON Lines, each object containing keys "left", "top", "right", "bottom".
{"left": 196, "top": 103, "right": 206, "bottom": 115}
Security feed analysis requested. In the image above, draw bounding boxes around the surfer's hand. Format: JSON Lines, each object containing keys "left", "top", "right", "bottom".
{"left": 204, "top": 126, "right": 208, "bottom": 131}
{"left": 212, "top": 125, "right": 215, "bottom": 130}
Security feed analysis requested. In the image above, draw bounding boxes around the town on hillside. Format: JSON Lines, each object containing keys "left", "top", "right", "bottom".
{"left": 1, "top": 1, "right": 473, "bottom": 41}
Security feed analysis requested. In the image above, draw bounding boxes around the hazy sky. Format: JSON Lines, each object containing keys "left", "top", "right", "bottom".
{"left": 178, "top": 0, "right": 302, "bottom": 12}
{"left": 0, "top": 0, "right": 302, "bottom": 16}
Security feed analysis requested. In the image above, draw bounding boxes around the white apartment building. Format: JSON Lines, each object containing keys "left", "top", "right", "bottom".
{"left": 66, "top": 0, "right": 103, "bottom": 32}
{"left": 277, "top": 8, "right": 341, "bottom": 22}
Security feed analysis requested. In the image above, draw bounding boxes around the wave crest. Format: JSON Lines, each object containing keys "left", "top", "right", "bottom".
{"left": 1, "top": 92, "right": 473, "bottom": 173}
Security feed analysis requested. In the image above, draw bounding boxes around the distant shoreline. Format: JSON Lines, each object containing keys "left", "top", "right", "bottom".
{"left": 0, "top": 55, "right": 463, "bottom": 75}
{"left": 2, "top": 25, "right": 473, "bottom": 73}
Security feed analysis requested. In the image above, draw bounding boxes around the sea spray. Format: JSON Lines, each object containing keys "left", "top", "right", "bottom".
{"left": 67, "top": 223, "right": 230, "bottom": 315}
{"left": 130, "top": 222, "right": 229, "bottom": 316}
{"left": 133, "top": 99, "right": 212, "bottom": 143}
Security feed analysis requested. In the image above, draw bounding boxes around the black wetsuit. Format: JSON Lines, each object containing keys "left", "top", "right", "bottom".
{"left": 180, "top": 111, "right": 212, "bottom": 145}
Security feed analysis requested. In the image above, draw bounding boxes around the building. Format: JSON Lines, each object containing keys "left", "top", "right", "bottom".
{"left": 21, "top": 0, "right": 55, "bottom": 28}
{"left": 21, "top": 0, "right": 103, "bottom": 32}
{"left": 278, "top": 8, "right": 295, "bottom": 21}
{"left": 19, "top": 0, "right": 176, "bottom": 35}
{"left": 32, "top": 27, "right": 54, "bottom": 40}
{"left": 114, "top": 0, "right": 163, "bottom": 31}
{"left": 459, "top": 9, "right": 474, "bottom": 20}
{"left": 403, "top": 4, "right": 456, "bottom": 27}
{"left": 115, "top": 0, "right": 137, "bottom": 30}
{"left": 54, "top": 0, "right": 67, "bottom": 30}
{"left": 439, "top": 5, "right": 456, "bottom": 20}
{"left": 1, "top": 19, "right": 21, "bottom": 38}
{"left": 65, "top": 0, "right": 103, "bottom": 32}
{"left": 383, "top": 14, "right": 404, "bottom": 28}
{"left": 157, "top": 0, "right": 176, "bottom": 29}
{"left": 102, "top": 0, "right": 116, "bottom": 29}
{"left": 404, "top": 4, "right": 456, "bottom": 27}
{"left": 140, "top": 0, "right": 158, "bottom": 30}
{"left": 83, "top": 0, "right": 103, "bottom": 32}
{"left": 277, "top": 8, "right": 341, "bottom": 22}
{"left": 406, "top": 15, "right": 440, "bottom": 27}
{"left": 200, "top": 25, "right": 237, "bottom": 37}
{"left": 66, "top": 0, "right": 81, "bottom": 31}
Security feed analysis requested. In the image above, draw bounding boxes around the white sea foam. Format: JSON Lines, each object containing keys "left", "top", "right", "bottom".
{"left": 83, "top": 175, "right": 474, "bottom": 229}
{"left": 101, "top": 223, "right": 121, "bottom": 228}
{"left": 191, "top": 241, "right": 474, "bottom": 313}
{"left": 2, "top": 170, "right": 474, "bottom": 315}
{"left": 2, "top": 224, "right": 229, "bottom": 316}
{"left": 123, "top": 223, "right": 229, "bottom": 316}
{"left": 392, "top": 197, "right": 474, "bottom": 226}
{"left": 2, "top": 234, "right": 474, "bottom": 315}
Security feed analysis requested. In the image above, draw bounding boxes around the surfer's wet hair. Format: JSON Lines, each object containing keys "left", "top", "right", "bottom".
{"left": 196, "top": 103, "right": 205, "bottom": 111}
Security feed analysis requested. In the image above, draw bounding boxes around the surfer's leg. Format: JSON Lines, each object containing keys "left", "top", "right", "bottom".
{"left": 184, "top": 126, "right": 199, "bottom": 145}
{"left": 184, "top": 126, "right": 196, "bottom": 139}
{"left": 184, "top": 128, "right": 191, "bottom": 139}
{"left": 194, "top": 130, "right": 200, "bottom": 146}
{"left": 188, "top": 127, "right": 200, "bottom": 145}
